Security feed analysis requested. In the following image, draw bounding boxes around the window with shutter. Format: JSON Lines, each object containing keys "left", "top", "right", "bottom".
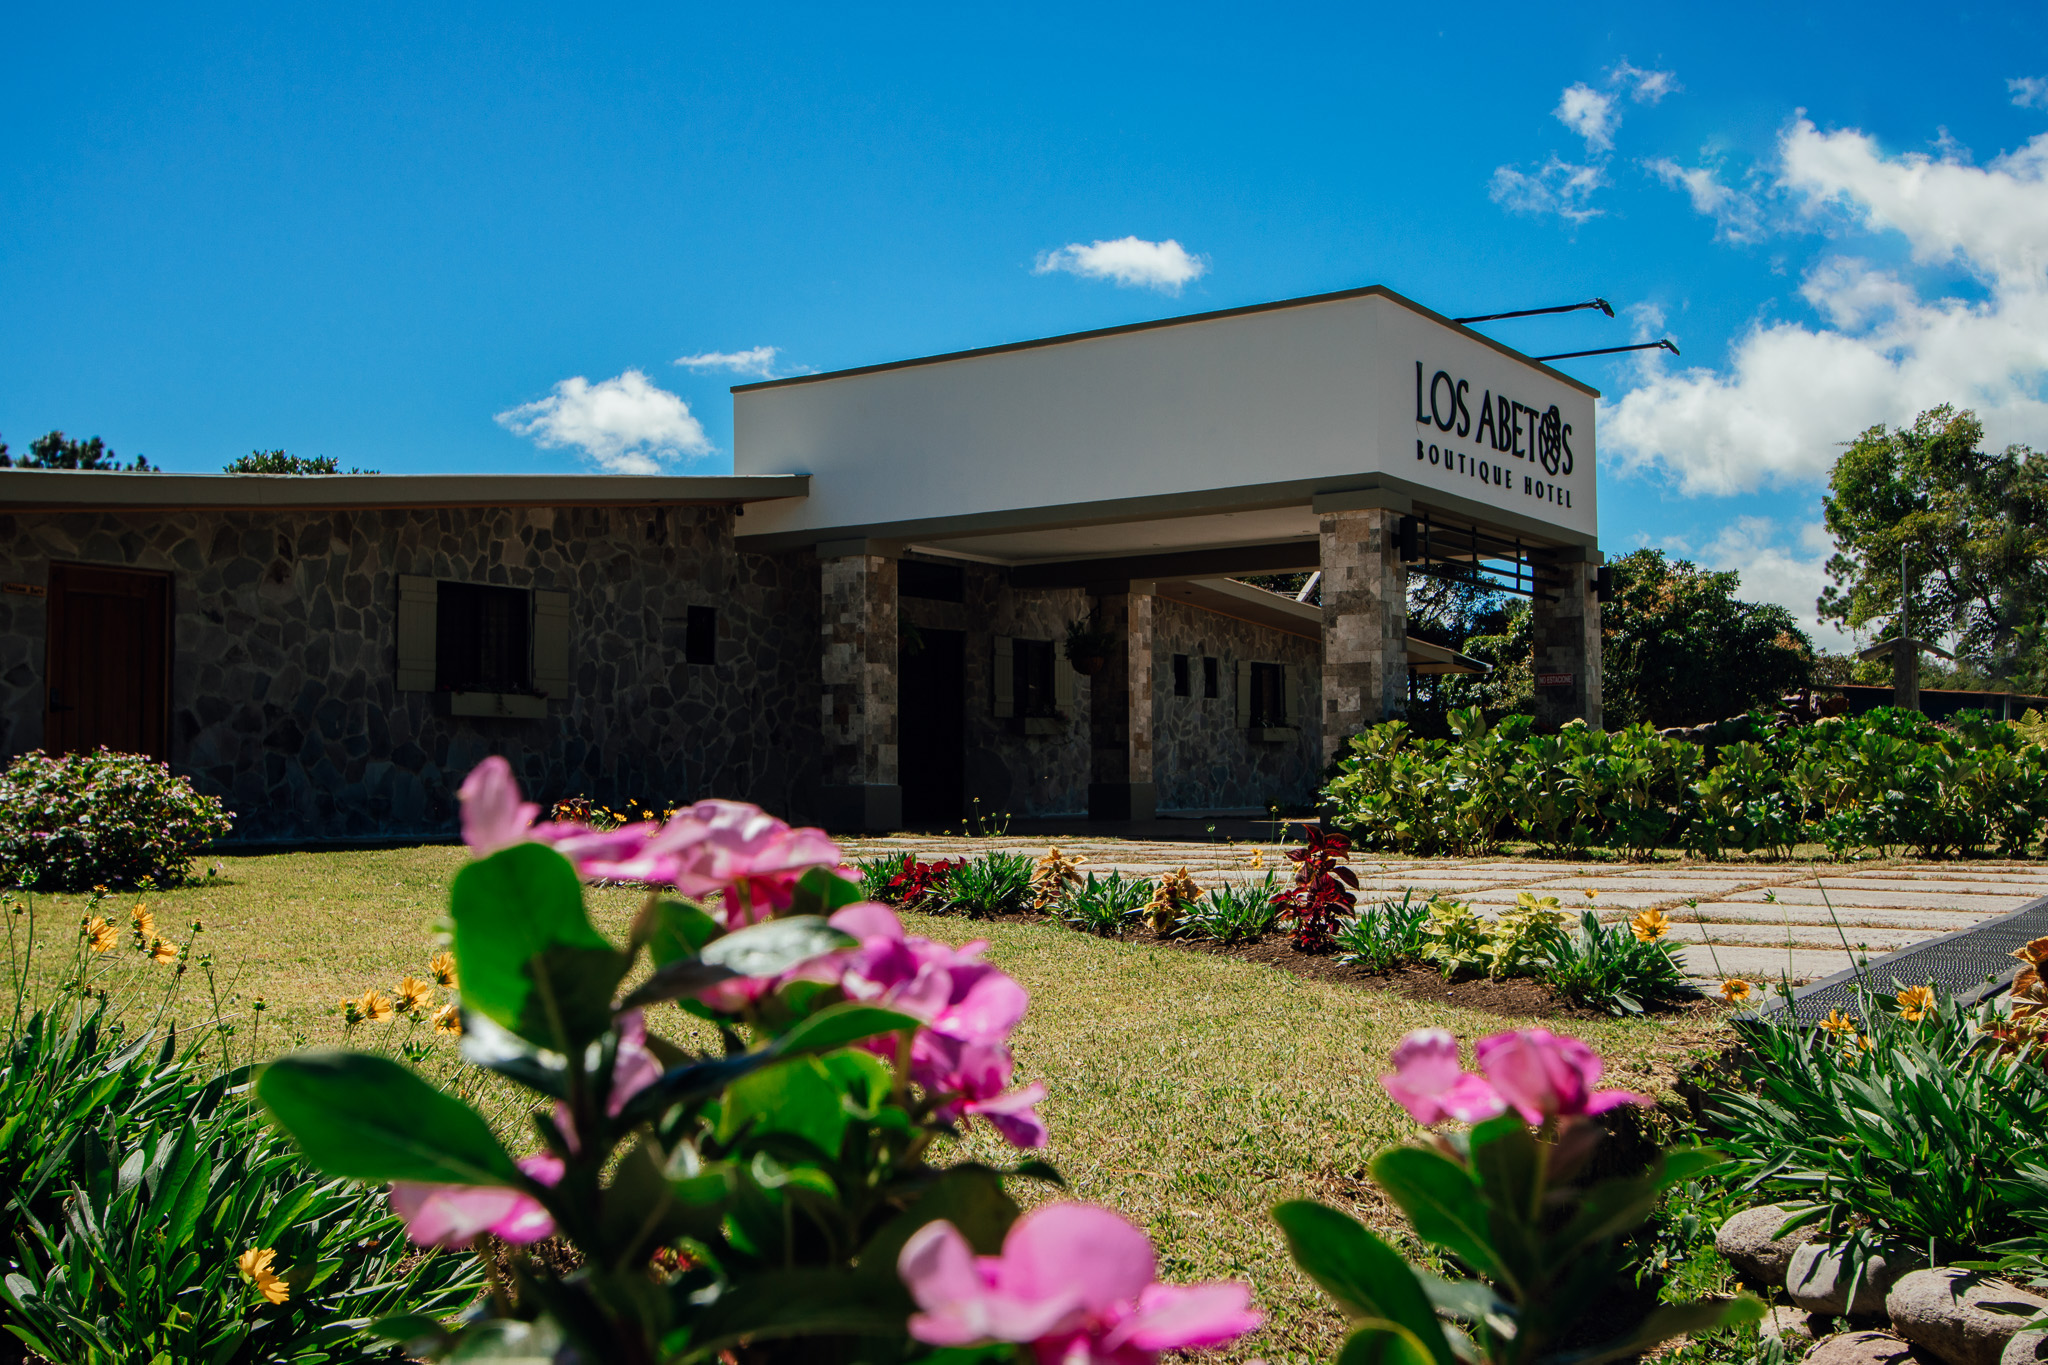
{"left": 992, "top": 636, "right": 1015, "bottom": 718}
{"left": 396, "top": 575, "right": 437, "bottom": 691}
{"left": 1053, "top": 646, "right": 1075, "bottom": 711}
{"left": 1282, "top": 663, "right": 1301, "bottom": 729}
{"left": 533, "top": 590, "right": 571, "bottom": 700}
{"left": 1234, "top": 661, "right": 1252, "bottom": 729}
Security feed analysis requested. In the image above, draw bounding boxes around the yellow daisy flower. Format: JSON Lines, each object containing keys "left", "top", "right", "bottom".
{"left": 237, "top": 1247, "right": 290, "bottom": 1304}
{"left": 394, "top": 975, "right": 435, "bottom": 1016}
{"left": 429, "top": 950, "right": 458, "bottom": 988}
{"left": 1896, "top": 985, "right": 1936, "bottom": 1022}
{"left": 83, "top": 916, "right": 119, "bottom": 954}
{"left": 357, "top": 989, "right": 394, "bottom": 1023}
{"left": 340, "top": 996, "right": 363, "bottom": 1026}
{"left": 1630, "top": 908, "right": 1672, "bottom": 942}
{"left": 1819, "top": 1008, "right": 1856, "bottom": 1037}
{"left": 148, "top": 937, "right": 179, "bottom": 965}
{"left": 1719, "top": 978, "right": 1752, "bottom": 1004}
{"left": 432, "top": 1002, "right": 463, "bottom": 1035}
{"left": 131, "top": 904, "right": 155, "bottom": 941}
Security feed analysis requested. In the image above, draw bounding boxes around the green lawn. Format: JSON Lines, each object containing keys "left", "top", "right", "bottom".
{"left": 5, "top": 847, "right": 1730, "bottom": 1363}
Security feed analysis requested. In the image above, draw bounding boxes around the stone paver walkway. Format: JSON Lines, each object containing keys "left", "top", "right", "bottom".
{"left": 842, "top": 832, "right": 2048, "bottom": 988}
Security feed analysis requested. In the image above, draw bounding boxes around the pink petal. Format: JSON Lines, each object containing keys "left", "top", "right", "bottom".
{"left": 1437, "top": 1072, "right": 1510, "bottom": 1123}
{"left": 1109, "top": 1282, "right": 1265, "bottom": 1351}
{"left": 1475, "top": 1029, "right": 1605, "bottom": 1120}
{"left": 606, "top": 1011, "right": 662, "bottom": 1115}
{"left": 965, "top": 1082, "right": 1049, "bottom": 1149}
{"left": 900, "top": 1221, "right": 1082, "bottom": 1347}
{"left": 457, "top": 758, "right": 538, "bottom": 856}
{"left": 830, "top": 901, "right": 905, "bottom": 943}
{"left": 1583, "top": 1089, "right": 1650, "bottom": 1114}
{"left": 1388, "top": 1028, "right": 1464, "bottom": 1093}
{"left": 998, "top": 1204, "right": 1156, "bottom": 1315}
{"left": 389, "top": 1182, "right": 542, "bottom": 1248}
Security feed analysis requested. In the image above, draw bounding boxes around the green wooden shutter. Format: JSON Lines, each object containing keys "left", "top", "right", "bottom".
{"left": 396, "top": 575, "right": 437, "bottom": 692}
{"left": 992, "top": 636, "right": 1015, "bottom": 718}
{"left": 1235, "top": 661, "right": 1252, "bottom": 729}
{"left": 1053, "top": 645, "right": 1075, "bottom": 711}
{"left": 533, "top": 589, "right": 571, "bottom": 700}
{"left": 1282, "top": 663, "right": 1301, "bottom": 728}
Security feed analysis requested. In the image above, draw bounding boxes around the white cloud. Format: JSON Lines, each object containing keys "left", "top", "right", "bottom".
{"left": 494, "top": 369, "right": 712, "bottom": 474}
{"left": 1032, "top": 237, "right": 1207, "bottom": 292}
{"left": 1555, "top": 83, "right": 1617, "bottom": 151}
{"left": 674, "top": 345, "right": 781, "bottom": 379}
{"left": 1671, "top": 517, "right": 1854, "bottom": 651}
{"left": 1604, "top": 119, "right": 2048, "bottom": 496}
{"left": 2013, "top": 76, "right": 2048, "bottom": 110}
{"left": 1644, "top": 156, "right": 1764, "bottom": 242}
{"left": 1612, "top": 60, "right": 1681, "bottom": 104}
{"left": 1489, "top": 157, "right": 1607, "bottom": 223}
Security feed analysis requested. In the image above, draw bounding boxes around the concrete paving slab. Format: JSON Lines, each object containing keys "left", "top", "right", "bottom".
{"left": 1795, "top": 877, "right": 2048, "bottom": 897}
{"left": 1724, "top": 886, "right": 2029, "bottom": 913}
{"left": 1664, "top": 903, "right": 1985, "bottom": 930}
{"left": 1677, "top": 944, "right": 1860, "bottom": 982}
{"left": 1664, "top": 921, "right": 1924, "bottom": 950}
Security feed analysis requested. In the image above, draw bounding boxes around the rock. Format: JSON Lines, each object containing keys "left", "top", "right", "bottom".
{"left": 2002, "top": 1331, "right": 2048, "bottom": 1365}
{"left": 1802, "top": 1331, "right": 1928, "bottom": 1365}
{"left": 1720, "top": 1204, "right": 1824, "bottom": 1286}
{"left": 1886, "top": 1270, "right": 2048, "bottom": 1365}
{"left": 1788, "top": 1242, "right": 1910, "bottom": 1316}
{"left": 1765, "top": 1304, "right": 1825, "bottom": 1341}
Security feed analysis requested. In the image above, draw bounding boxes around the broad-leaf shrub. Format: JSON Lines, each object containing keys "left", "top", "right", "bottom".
{"left": 1328, "top": 706, "right": 2048, "bottom": 859}
{"left": 1272, "top": 825, "right": 1359, "bottom": 952}
{"left": 0, "top": 749, "right": 233, "bottom": 890}
{"left": 1277, "top": 1028, "right": 1760, "bottom": 1365}
{"left": 256, "top": 759, "right": 1259, "bottom": 1363}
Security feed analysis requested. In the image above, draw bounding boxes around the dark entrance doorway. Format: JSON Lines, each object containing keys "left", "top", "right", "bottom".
{"left": 899, "top": 626, "right": 964, "bottom": 827}
{"left": 45, "top": 564, "right": 171, "bottom": 760}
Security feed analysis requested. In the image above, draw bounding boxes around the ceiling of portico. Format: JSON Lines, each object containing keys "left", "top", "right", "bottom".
{"left": 903, "top": 504, "right": 1320, "bottom": 566}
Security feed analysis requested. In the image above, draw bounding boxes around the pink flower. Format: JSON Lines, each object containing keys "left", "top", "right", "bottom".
{"left": 458, "top": 757, "right": 539, "bottom": 856}
{"left": 551, "top": 1010, "right": 665, "bottom": 1151}
{"left": 664, "top": 800, "right": 845, "bottom": 924}
{"left": 389, "top": 1153, "right": 563, "bottom": 1248}
{"left": 1380, "top": 1029, "right": 1509, "bottom": 1125}
{"left": 1473, "top": 1029, "right": 1647, "bottom": 1123}
{"left": 899, "top": 1204, "right": 1261, "bottom": 1363}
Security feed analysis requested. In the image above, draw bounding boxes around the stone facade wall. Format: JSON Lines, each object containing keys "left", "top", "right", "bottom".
{"left": 1150, "top": 597, "right": 1323, "bottom": 812}
{"left": 1320, "top": 506, "right": 1408, "bottom": 760}
{"left": 0, "top": 505, "right": 823, "bottom": 842}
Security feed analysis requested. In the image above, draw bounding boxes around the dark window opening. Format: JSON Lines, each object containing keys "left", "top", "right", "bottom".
{"left": 437, "top": 582, "right": 531, "bottom": 692}
{"left": 1014, "top": 638, "right": 1058, "bottom": 718}
{"left": 899, "top": 559, "right": 966, "bottom": 602}
{"left": 1172, "top": 653, "right": 1190, "bottom": 697}
{"left": 1249, "top": 662, "right": 1286, "bottom": 728}
{"left": 1202, "top": 656, "right": 1219, "bottom": 699}
{"left": 685, "top": 605, "right": 718, "bottom": 665}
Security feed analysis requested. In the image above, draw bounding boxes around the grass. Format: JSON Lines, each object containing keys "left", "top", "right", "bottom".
{"left": 6, "top": 846, "right": 1730, "bottom": 1363}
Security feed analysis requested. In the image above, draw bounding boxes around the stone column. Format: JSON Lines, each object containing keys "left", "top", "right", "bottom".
{"left": 1087, "top": 583, "right": 1155, "bottom": 821}
{"left": 1531, "top": 547, "right": 1603, "bottom": 731}
{"left": 1317, "top": 498, "right": 1408, "bottom": 764}
{"left": 818, "top": 544, "right": 901, "bottom": 830}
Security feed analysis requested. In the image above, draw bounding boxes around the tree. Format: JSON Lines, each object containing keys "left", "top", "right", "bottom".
{"left": 1820, "top": 405, "right": 2048, "bottom": 691}
{"left": 224, "top": 449, "right": 376, "bottom": 474}
{"left": 0, "top": 430, "right": 154, "bottom": 470}
{"left": 1600, "top": 548, "right": 1812, "bottom": 728}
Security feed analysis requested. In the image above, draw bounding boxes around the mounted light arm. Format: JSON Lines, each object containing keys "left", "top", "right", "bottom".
{"left": 1453, "top": 298, "right": 1614, "bottom": 325}
{"left": 1533, "top": 339, "right": 1680, "bottom": 362}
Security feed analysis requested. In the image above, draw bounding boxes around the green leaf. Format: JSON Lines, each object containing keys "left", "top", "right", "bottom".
{"left": 1369, "top": 1146, "right": 1505, "bottom": 1283}
{"left": 1272, "top": 1200, "right": 1458, "bottom": 1365}
{"left": 633, "top": 896, "right": 723, "bottom": 966}
{"left": 456, "top": 1007, "right": 568, "bottom": 1098}
{"left": 1655, "top": 1147, "right": 1730, "bottom": 1188}
{"left": 681, "top": 1268, "right": 912, "bottom": 1359}
{"left": 370, "top": 1314, "right": 454, "bottom": 1354}
{"left": 1561, "top": 1296, "right": 1765, "bottom": 1365}
{"left": 1335, "top": 1324, "right": 1448, "bottom": 1365}
{"left": 787, "top": 866, "right": 868, "bottom": 918}
{"left": 718, "top": 1056, "right": 850, "bottom": 1157}
{"left": 447, "top": 1317, "right": 566, "bottom": 1362}
{"left": 450, "top": 843, "right": 627, "bottom": 1051}
{"left": 774, "top": 1002, "right": 920, "bottom": 1055}
{"left": 256, "top": 1050, "right": 521, "bottom": 1185}
{"left": 701, "top": 917, "right": 855, "bottom": 978}
{"left": 856, "top": 1165, "right": 1022, "bottom": 1280}
{"left": 617, "top": 1051, "right": 783, "bottom": 1125}
{"left": 619, "top": 959, "right": 742, "bottom": 1010}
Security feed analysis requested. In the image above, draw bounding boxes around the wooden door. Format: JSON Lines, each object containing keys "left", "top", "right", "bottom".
{"left": 45, "top": 564, "right": 171, "bottom": 759}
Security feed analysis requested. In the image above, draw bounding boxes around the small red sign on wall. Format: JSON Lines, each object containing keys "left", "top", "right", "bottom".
{"left": 1536, "top": 672, "right": 1574, "bottom": 687}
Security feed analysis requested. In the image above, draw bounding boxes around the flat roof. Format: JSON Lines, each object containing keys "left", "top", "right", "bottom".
{"left": 732, "top": 283, "right": 1602, "bottom": 400}
{"left": 0, "top": 470, "right": 811, "bottom": 513}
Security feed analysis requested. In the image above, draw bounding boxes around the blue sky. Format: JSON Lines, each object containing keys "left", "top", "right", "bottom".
{"left": 6, "top": 2, "right": 2047, "bottom": 649}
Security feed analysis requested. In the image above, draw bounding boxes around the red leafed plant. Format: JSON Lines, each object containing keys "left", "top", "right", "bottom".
{"left": 884, "top": 853, "right": 965, "bottom": 910}
{"left": 1271, "top": 824, "right": 1359, "bottom": 952}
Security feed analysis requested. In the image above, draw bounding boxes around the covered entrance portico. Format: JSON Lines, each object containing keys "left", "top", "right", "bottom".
{"left": 733, "top": 285, "right": 1603, "bottom": 830}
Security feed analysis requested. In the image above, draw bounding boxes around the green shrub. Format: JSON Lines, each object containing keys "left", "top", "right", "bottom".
{"left": 1332, "top": 890, "right": 1430, "bottom": 971}
{"left": 852, "top": 853, "right": 900, "bottom": 903}
{"left": 0, "top": 749, "right": 233, "bottom": 891}
{"left": 1541, "top": 911, "right": 1694, "bottom": 1015}
{"left": 1482, "top": 892, "right": 1571, "bottom": 980}
{"left": 1180, "top": 873, "right": 1281, "bottom": 944}
{"left": 1415, "top": 897, "right": 1493, "bottom": 977}
{"left": 1060, "top": 870, "right": 1151, "bottom": 936}
{"left": 1714, "top": 986, "right": 2048, "bottom": 1261}
{"left": 939, "top": 850, "right": 1036, "bottom": 917}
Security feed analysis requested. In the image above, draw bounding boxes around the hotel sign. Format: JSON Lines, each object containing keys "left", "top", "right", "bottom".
{"left": 1413, "top": 361, "right": 1581, "bottom": 513}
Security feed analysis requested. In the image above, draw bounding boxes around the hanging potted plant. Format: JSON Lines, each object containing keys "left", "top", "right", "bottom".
{"left": 1064, "top": 617, "right": 1117, "bottom": 676}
